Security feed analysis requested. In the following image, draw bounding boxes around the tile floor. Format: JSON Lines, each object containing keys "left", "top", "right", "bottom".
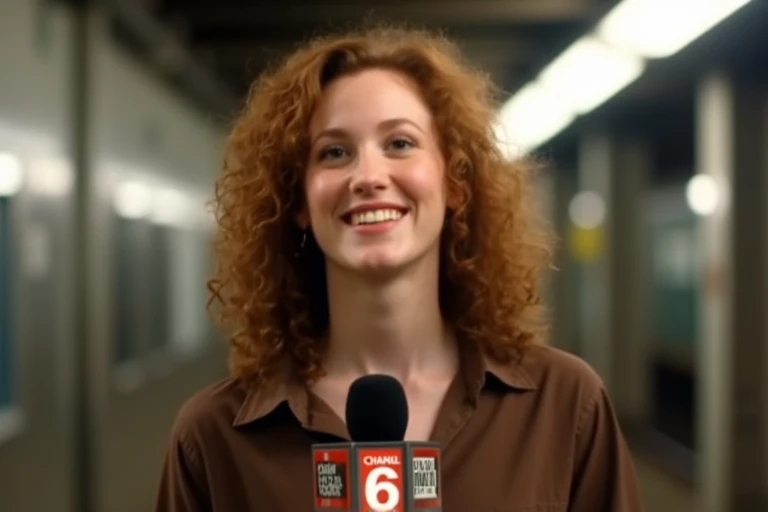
{"left": 634, "top": 453, "right": 695, "bottom": 511}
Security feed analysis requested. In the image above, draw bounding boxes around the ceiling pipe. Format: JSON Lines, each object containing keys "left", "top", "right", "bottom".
{"left": 103, "top": 0, "right": 240, "bottom": 118}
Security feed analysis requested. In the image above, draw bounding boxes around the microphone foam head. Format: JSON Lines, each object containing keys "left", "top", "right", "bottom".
{"left": 345, "top": 374, "right": 408, "bottom": 442}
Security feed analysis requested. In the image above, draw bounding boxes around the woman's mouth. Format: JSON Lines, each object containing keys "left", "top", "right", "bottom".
{"left": 341, "top": 207, "right": 408, "bottom": 234}
{"left": 348, "top": 208, "right": 404, "bottom": 226}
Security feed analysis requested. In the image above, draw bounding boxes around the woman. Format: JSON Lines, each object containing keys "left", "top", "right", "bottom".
{"left": 156, "top": 26, "right": 643, "bottom": 511}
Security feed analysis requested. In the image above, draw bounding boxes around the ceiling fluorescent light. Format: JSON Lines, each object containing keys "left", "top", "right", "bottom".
{"left": 150, "top": 187, "right": 192, "bottom": 228}
{"left": 539, "top": 36, "right": 645, "bottom": 115}
{"left": 0, "top": 152, "right": 24, "bottom": 197}
{"left": 496, "top": 82, "right": 575, "bottom": 157}
{"left": 114, "top": 181, "right": 153, "bottom": 219}
{"left": 598, "top": 0, "right": 753, "bottom": 58}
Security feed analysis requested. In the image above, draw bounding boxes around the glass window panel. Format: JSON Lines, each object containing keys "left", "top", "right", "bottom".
{"left": 147, "top": 223, "right": 170, "bottom": 351}
{"left": 112, "top": 215, "right": 141, "bottom": 363}
{"left": 0, "top": 197, "right": 14, "bottom": 408}
{"left": 168, "top": 228, "right": 209, "bottom": 353}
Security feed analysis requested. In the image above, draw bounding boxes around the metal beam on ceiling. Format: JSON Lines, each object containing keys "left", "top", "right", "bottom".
{"left": 171, "top": 0, "right": 598, "bottom": 29}
{"left": 196, "top": 36, "right": 547, "bottom": 65}
{"left": 197, "top": 34, "right": 545, "bottom": 96}
{"left": 106, "top": 0, "right": 239, "bottom": 114}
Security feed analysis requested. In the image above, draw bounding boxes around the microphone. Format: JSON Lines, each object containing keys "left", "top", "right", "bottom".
{"left": 312, "top": 375, "right": 443, "bottom": 512}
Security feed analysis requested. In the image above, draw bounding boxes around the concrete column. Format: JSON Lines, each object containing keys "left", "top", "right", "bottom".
{"left": 575, "top": 134, "right": 652, "bottom": 420}
{"left": 696, "top": 73, "right": 768, "bottom": 512}
{"left": 550, "top": 168, "right": 578, "bottom": 355}
{"left": 610, "top": 141, "right": 652, "bottom": 422}
{"left": 532, "top": 168, "right": 556, "bottom": 346}
{"left": 576, "top": 133, "right": 614, "bottom": 391}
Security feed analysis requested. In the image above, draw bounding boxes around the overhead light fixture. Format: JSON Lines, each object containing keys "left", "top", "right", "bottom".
{"left": 569, "top": 191, "right": 607, "bottom": 229}
{"left": 686, "top": 174, "right": 720, "bottom": 216}
{"left": 28, "top": 156, "right": 74, "bottom": 198}
{"left": 496, "top": 82, "right": 575, "bottom": 156}
{"left": 114, "top": 181, "right": 153, "bottom": 219}
{"left": 0, "top": 152, "right": 24, "bottom": 197}
{"left": 597, "top": 0, "right": 753, "bottom": 58}
{"left": 150, "top": 187, "right": 191, "bottom": 227}
{"left": 540, "top": 36, "right": 645, "bottom": 115}
{"left": 496, "top": 0, "right": 752, "bottom": 156}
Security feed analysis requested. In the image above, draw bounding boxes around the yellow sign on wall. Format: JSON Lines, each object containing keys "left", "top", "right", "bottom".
{"left": 570, "top": 226, "right": 604, "bottom": 262}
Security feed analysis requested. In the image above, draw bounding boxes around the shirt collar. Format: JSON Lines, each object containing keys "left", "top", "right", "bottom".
{"left": 460, "top": 340, "right": 538, "bottom": 403}
{"left": 233, "top": 341, "right": 538, "bottom": 428}
{"left": 233, "top": 357, "right": 306, "bottom": 428}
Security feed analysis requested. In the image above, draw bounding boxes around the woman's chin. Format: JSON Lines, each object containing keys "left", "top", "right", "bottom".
{"left": 330, "top": 243, "right": 439, "bottom": 278}
{"left": 353, "top": 256, "right": 402, "bottom": 274}
{"left": 343, "top": 250, "right": 406, "bottom": 276}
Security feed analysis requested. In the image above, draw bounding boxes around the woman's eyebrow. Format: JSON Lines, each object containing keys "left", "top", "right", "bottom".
{"left": 312, "top": 117, "right": 425, "bottom": 146}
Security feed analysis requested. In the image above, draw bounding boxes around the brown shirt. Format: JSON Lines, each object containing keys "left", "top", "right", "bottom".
{"left": 155, "top": 343, "right": 643, "bottom": 511}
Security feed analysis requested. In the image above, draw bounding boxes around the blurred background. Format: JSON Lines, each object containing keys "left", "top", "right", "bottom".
{"left": 1, "top": 0, "right": 767, "bottom": 510}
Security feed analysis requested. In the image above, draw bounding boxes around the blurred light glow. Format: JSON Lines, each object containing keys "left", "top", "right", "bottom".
{"left": 598, "top": 0, "right": 753, "bottom": 58}
{"left": 686, "top": 174, "right": 720, "bottom": 216}
{"left": 495, "top": 0, "right": 751, "bottom": 157}
{"left": 569, "top": 191, "right": 606, "bottom": 229}
{"left": 540, "top": 36, "right": 645, "bottom": 114}
{"left": 497, "top": 82, "right": 575, "bottom": 156}
{"left": 114, "top": 181, "right": 153, "bottom": 219}
{"left": 0, "top": 152, "right": 24, "bottom": 197}
{"left": 29, "top": 156, "right": 73, "bottom": 197}
{"left": 150, "top": 187, "right": 190, "bottom": 227}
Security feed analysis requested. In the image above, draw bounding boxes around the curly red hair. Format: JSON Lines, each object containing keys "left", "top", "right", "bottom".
{"left": 208, "top": 26, "right": 554, "bottom": 384}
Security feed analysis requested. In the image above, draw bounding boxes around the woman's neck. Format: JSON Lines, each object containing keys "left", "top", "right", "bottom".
{"left": 321, "top": 258, "right": 458, "bottom": 382}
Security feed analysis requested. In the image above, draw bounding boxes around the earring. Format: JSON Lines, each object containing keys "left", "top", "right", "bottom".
{"left": 295, "top": 229, "right": 308, "bottom": 257}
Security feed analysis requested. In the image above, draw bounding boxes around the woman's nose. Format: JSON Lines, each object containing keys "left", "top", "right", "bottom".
{"left": 349, "top": 151, "right": 390, "bottom": 195}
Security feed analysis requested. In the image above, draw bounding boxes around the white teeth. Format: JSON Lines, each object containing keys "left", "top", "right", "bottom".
{"left": 350, "top": 209, "right": 404, "bottom": 226}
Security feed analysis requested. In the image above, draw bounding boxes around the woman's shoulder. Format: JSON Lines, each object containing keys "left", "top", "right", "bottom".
{"left": 499, "top": 345, "right": 621, "bottom": 445}
{"left": 168, "top": 377, "right": 249, "bottom": 447}
{"left": 518, "top": 344, "right": 606, "bottom": 403}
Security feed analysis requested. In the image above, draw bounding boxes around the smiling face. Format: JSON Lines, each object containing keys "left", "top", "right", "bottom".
{"left": 301, "top": 68, "right": 448, "bottom": 277}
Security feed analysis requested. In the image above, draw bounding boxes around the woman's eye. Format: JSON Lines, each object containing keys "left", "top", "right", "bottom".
{"left": 320, "top": 146, "right": 347, "bottom": 161}
{"left": 389, "top": 137, "right": 414, "bottom": 151}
